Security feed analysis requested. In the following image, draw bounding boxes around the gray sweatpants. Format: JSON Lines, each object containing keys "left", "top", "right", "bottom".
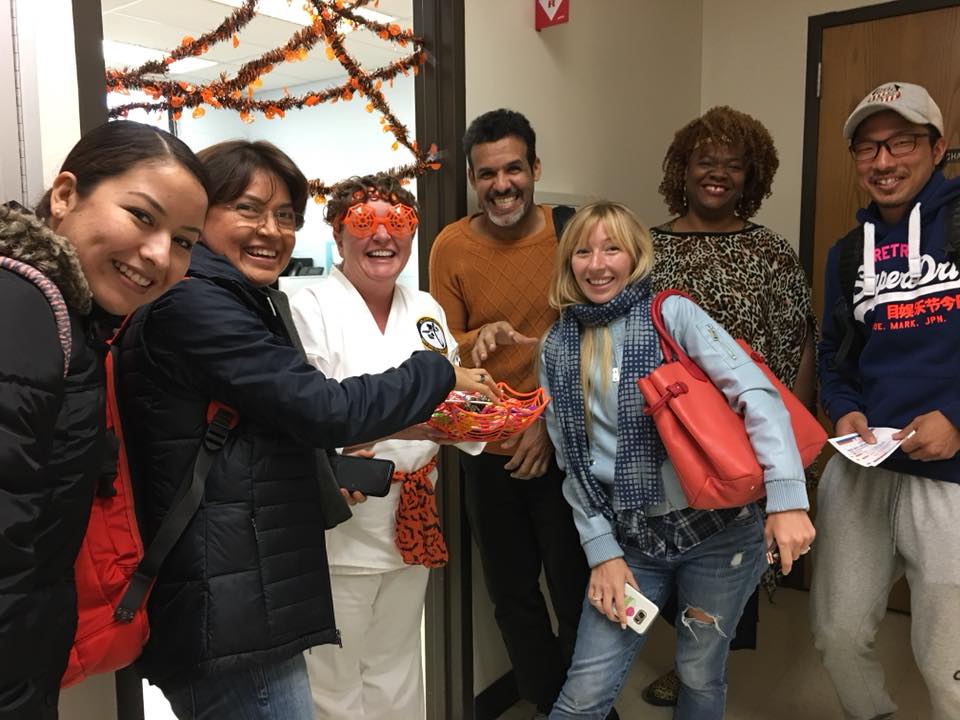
{"left": 810, "top": 455, "right": 960, "bottom": 720}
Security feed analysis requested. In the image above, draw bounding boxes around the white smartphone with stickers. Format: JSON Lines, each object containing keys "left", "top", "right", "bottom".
{"left": 619, "top": 584, "right": 659, "bottom": 635}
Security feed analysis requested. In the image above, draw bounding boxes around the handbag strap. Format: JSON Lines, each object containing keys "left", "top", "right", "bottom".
{"left": 650, "top": 289, "right": 709, "bottom": 382}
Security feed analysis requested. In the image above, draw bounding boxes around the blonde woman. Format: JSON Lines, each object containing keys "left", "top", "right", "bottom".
{"left": 539, "top": 201, "right": 813, "bottom": 719}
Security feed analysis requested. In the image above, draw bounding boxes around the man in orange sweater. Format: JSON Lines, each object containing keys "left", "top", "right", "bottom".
{"left": 429, "top": 109, "right": 593, "bottom": 720}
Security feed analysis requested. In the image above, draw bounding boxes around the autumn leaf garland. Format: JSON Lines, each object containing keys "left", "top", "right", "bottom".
{"left": 106, "top": 0, "right": 439, "bottom": 199}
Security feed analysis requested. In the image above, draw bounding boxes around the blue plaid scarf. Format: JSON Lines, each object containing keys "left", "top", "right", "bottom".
{"left": 543, "top": 280, "right": 666, "bottom": 521}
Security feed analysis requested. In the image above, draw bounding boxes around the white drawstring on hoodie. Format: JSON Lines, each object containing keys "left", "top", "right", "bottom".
{"left": 860, "top": 202, "right": 923, "bottom": 298}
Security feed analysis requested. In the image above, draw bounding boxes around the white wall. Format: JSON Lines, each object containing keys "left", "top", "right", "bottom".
{"left": 1, "top": 0, "right": 80, "bottom": 207}
{"left": 0, "top": 0, "right": 22, "bottom": 204}
{"left": 465, "top": 0, "right": 703, "bottom": 228}
{"left": 700, "top": 0, "right": 887, "bottom": 250}
{"left": 463, "top": 0, "right": 704, "bottom": 693}
{"left": 18, "top": 0, "right": 81, "bottom": 194}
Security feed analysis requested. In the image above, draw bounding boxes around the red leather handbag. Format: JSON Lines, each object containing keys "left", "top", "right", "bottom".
{"left": 636, "top": 290, "right": 826, "bottom": 509}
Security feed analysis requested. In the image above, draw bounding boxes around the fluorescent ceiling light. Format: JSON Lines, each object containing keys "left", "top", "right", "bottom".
{"left": 167, "top": 57, "right": 218, "bottom": 73}
{"left": 210, "top": 0, "right": 313, "bottom": 25}
{"left": 103, "top": 39, "right": 160, "bottom": 66}
{"left": 209, "top": 0, "right": 394, "bottom": 27}
{"left": 103, "top": 39, "right": 217, "bottom": 74}
{"left": 352, "top": 7, "right": 396, "bottom": 24}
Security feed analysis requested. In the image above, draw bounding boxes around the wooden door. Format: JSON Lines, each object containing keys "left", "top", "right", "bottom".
{"left": 801, "top": 0, "right": 960, "bottom": 610}
{"left": 810, "top": 5, "right": 960, "bottom": 325}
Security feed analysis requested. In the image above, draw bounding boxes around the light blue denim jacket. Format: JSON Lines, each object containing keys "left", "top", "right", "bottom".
{"left": 540, "top": 294, "right": 808, "bottom": 567}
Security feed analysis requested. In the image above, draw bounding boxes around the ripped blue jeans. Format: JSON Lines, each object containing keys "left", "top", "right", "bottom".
{"left": 550, "top": 506, "right": 766, "bottom": 720}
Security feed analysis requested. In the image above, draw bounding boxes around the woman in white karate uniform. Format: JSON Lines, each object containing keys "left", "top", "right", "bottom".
{"left": 291, "top": 174, "right": 481, "bottom": 719}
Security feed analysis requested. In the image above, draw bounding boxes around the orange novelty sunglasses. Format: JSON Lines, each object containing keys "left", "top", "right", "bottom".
{"left": 339, "top": 203, "right": 419, "bottom": 239}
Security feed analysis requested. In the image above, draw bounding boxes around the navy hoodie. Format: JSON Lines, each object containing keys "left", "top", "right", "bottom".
{"left": 819, "top": 171, "right": 960, "bottom": 483}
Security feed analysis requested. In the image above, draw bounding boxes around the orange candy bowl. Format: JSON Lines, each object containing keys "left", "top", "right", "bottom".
{"left": 427, "top": 383, "right": 550, "bottom": 442}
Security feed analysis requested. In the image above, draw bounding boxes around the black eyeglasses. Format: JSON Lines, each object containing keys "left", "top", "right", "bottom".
{"left": 849, "top": 132, "right": 930, "bottom": 162}
{"left": 225, "top": 201, "right": 304, "bottom": 231}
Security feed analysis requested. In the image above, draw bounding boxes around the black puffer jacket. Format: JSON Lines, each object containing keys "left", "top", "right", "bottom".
{"left": 0, "top": 209, "right": 115, "bottom": 719}
{"left": 119, "top": 243, "right": 455, "bottom": 691}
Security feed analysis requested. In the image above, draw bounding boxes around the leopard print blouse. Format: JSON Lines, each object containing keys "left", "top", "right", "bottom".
{"left": 649, "top": 223, "right": 815, "bottom": 387}
{"left": 650, "top": 223, "right": 817, "bottom": 600}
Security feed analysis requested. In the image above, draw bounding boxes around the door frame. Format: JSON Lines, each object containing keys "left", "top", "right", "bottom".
{"left": 412, "top": 2, "right": 472, "bottom": 719}
{"left": 73, "top": 0, "right": 108, "bottom": 132}
{"left": 74, "top": 1, "right": 469, "bottom": 718}
{"left": 798, "top": 0, "right": 960, "bottom": 275}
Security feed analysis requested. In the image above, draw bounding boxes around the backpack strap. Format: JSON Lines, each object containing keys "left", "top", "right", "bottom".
{"left": 113, "top": 397, "right": 239, "bottom": 623}
{"left": 0, "top": 256, "right": 72, "bottom": 376}
{"left": 836, "top": 225, "right": 863, "bottom": 309}
{"left": 944, "top": 195, "right": 960, "bottom": 265}
{"left": 551, "top": 204, "right": 576, "bottom": 241}
{"left": 828, "top": 225, "right": 867, "bottom": 371}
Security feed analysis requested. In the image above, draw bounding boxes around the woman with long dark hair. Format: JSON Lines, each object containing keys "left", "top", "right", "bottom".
{"left": 0, "top": 120, "right": 210, "bottom": 718}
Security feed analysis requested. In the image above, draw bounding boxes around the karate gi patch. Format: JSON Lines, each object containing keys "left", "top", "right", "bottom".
{"left": 417, "top": 317, "right": 447, "bottom": 353}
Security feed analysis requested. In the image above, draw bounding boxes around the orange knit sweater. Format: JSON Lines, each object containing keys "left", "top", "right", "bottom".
{"left": 429, "top": 206, "right": 559, "bottom": 455}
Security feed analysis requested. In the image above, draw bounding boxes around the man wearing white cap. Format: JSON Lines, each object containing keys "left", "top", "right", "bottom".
{"left": 812, "top": 81, "right": 960, "bottom": 720}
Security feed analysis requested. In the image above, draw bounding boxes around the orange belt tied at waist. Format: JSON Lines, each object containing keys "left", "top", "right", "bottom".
{"left": 392, "top": 456, "right": 447, "bottom": 568}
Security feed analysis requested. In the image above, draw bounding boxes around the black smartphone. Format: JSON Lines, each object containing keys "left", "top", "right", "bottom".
{"left": 329, "top": 454, "right": 395, "bottom": 498}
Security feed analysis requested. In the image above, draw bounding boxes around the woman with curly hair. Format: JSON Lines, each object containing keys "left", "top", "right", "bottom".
{"left": 642, "top": 106, "right": 817, "bottom": 707}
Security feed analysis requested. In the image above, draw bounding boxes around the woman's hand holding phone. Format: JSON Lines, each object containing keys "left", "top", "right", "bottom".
{"left": 588, "top": 557, "right": 640, "bottom": 629}
{"left": 330, "top": 449, "right": 394, "bottom": 505}
{"left": 764, "top": 509, "right": 815, "bottom": 575}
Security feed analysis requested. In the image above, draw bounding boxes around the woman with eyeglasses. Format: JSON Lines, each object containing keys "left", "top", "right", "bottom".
{"left": 116, "top": 141, "right": 497, "bottom": 720}
{"left": 640, "top": 106, "right": 818, "bottom": 708}
{"left": 289, "top": 174, "right": 482, "bottom": 719}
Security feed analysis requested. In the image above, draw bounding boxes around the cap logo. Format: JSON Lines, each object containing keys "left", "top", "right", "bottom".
{"left": 867, "top": 83, "right": 902, "bottom": 104}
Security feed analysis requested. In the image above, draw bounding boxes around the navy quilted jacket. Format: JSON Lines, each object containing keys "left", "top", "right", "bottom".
{"left": 118, "top": 243, "right": 454, "bottom": 690}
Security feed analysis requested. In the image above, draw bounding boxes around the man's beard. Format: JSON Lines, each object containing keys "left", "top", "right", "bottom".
{"left": 484, "top": 193, "right": 528, "bottom": 228}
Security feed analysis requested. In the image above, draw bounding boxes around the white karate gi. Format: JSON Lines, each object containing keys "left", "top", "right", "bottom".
{"left": 291, "top": 267, "right": 479, "bottom": 720}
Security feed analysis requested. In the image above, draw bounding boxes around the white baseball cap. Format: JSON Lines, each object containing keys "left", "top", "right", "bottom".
{"left": 843, "top": 82, "right": 943, "bottom": 140}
